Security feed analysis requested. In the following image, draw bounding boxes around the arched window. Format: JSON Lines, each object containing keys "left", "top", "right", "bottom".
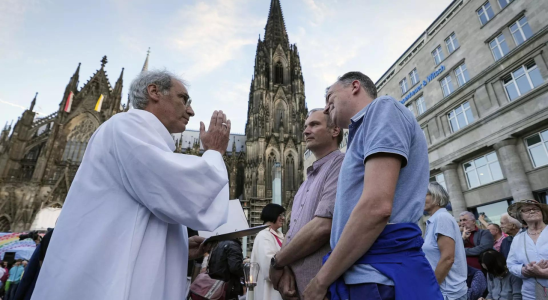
{"left": 24, "top": 145, "right": 42, "bottom": 162}
{"left": 275, "top": 102, "right": 285, "bottom": 130}
{"left": 266, "top": 152, "right": 276, "bottom": 192}
{"left": 0, "top": 216, "right": 10, "bottom": 232}
{"left": 274, "top": 61, "right": 284, "bottom": 84}
{"left": 285, "top": 154, "right": 295, "bottom": 191}
{"left": 62, "top": 119, "right": 96, "bottom": 163}
{"left": 252, "top": 172, "right": 257, "bottom": 197}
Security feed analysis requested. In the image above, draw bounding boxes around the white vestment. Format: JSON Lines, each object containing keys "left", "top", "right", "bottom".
{"left": 31, "top": 109, "right": 229, "bottom": 300}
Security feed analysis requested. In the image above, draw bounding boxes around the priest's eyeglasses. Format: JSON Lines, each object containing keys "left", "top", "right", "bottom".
{"left": 181, "top": 93, "right": 192, "bottom": 108}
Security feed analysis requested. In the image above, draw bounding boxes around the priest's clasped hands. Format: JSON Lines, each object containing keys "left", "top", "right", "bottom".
{"left": 200, "top": 110, "right": 231, "bottom": 156}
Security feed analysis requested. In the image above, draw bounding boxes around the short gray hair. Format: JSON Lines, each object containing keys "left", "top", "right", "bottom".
{"left": 129, "top": 70, "right": 186, "bottom": 109}
{"left": 427, "top": 181, "right": 450, "bottom": 208}
{"left": 336, "top": 72, "right": 378, "bottom": 99}
{"left": 500, "top": 213, "right": 522, "bottom": 228}
{"left": 459, "top": 211, "right": 476, "bottom": 221}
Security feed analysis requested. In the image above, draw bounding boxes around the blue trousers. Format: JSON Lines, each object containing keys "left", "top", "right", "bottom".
{"left": 348, "top": 283, "right": 395, "bottom": 300}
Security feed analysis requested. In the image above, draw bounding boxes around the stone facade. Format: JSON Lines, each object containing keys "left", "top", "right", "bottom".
{"left": 305, "top": 0, "right": 548, "bottom": 223}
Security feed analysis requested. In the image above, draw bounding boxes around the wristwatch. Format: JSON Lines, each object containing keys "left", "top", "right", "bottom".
{"left": 270, "top": 254, "right": 284, "bottom": 270}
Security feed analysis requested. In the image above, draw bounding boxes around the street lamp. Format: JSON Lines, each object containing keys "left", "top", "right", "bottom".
{"left": 243, "top": 262, "right": 260, "bottom": 300}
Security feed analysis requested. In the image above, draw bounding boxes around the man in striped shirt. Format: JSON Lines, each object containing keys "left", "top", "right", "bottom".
{"left": 269, "top": 108, "right": 344, "bottom": 299}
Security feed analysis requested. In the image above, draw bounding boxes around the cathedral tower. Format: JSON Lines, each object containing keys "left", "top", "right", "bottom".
{"left": 244, "top": 0, "right": 307, "bottom": 226}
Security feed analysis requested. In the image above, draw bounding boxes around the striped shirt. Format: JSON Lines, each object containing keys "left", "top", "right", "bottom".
{"left": 284, "top": 150, "right": 344, "bottom": 297}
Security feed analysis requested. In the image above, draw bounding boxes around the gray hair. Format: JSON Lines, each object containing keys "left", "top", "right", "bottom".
{"left": 129, "top": 70, "right": 186, "bottom": 109}
{"left": 427, "top": 181, "right": 450, "bottom": 208}
{"left": 459, "top": 211, "right": 476, "bottom": 221}
{"left": 336, "top": 71, "right": 378, "bottom": 99}
{"left": 500, "top": 213, "right": 522, "bottom": 228}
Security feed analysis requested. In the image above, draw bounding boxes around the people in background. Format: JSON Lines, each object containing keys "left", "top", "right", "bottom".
{"left": 249, "top": 203, "right": 286, "bottom": 300}
{"left": 459, "top": 211, "right": 494, "bottom": 270}
{"left": 423, "top": 182, "right": 468, "bottom": 300}
{"left": 499, "top": 213, "right": 522, "bottom": 259}
{"left": 478, "top": 249, "right": 522, "bottom": 300}
{"left": 208, "top": 239, "right": 244, "bottom": 300}
{"left": 507, "top": 199, "right": 548, "bottom": 300}
{"left": 6, "top": 260, "right": 24, "bottom": 300}
{"left": 466, "top": 266, "right": 487, "bottom": 300}
{"left": 487, "top": 224, "right": 507, "bottom": 252}
{"left": 268, "top": 108, "right": 344, "bottom": 300}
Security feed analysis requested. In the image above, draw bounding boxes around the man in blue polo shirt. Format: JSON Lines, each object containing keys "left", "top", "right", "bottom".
{"left": 303, "top": 72, "right": 442, "bottom": 300}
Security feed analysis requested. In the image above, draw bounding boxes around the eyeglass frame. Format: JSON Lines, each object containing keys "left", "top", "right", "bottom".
{"left": 520, "top": 207, "right": 541, "bottom": 214}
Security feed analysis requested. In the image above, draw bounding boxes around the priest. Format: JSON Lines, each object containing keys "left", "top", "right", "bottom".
{"left": 31, "top": 70, "right": 232, "bottom": 300}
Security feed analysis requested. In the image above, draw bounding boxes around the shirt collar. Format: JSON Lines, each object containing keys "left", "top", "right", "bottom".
{"left": 426, "top": 207, "right": 447, "bottom": 224}
{"left": 350, "top": 104, "right": 369, "bottom": 123}
{"left": 128, "top": 109, "right": 176, "bottom": 152}
{"left": 307, "top": 150, "right": 341, "bottom": 175}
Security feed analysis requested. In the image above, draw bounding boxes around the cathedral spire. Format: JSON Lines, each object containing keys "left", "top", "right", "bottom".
{"left": 30, "top": 92, "right": 38, "bottom": 112}
{"left": 100, "top": 56, "right": 108, "bottom": 69}
{"left": 264, "top": 0, "right": 289, "bottom": 47}
{"left": 142, "top": 48, "right": 150, "bottom": 72}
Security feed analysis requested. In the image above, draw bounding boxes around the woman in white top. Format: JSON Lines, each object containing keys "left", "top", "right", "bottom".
{"left": 248, "top": 204, "right": 285, "bottom": 300}
{"left": 507, "top": 199, "right": 548, "bottom": 300}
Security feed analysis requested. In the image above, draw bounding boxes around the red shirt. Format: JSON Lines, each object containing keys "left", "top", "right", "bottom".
{"left": 464, "top": 227, "right": 483, "bottom": 270}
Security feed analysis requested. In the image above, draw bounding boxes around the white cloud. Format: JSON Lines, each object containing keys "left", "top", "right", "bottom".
{"left": 168, "top": 0, "right": 264, "bottom": 78}
{"left": 301, "top": 0, "right": 329, "bottom": 26}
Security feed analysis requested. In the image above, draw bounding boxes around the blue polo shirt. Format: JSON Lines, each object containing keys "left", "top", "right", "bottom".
{"left": 330, "top": 96, "right": 429, "bottom": 285}
{"left": 423, "top": 208, "right": 468, "bottom": 299}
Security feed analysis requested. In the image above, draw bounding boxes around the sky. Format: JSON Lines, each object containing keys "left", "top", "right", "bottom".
{"left": 0, "top": 0, "right": 453, "bottom": 135}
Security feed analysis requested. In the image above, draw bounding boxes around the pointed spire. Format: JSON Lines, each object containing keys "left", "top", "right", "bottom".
{"left": 116, "top": 68, "right": 124, "bottom": 84}
{"left": 30, "top": 92, "right": 38, "bottom": 112}
{"left": 264, "top": 0, "right": 289, "bottom": 46}
{"left": 142, "top": 48, "right": 150, "bottom": 72}
{"left": 100, "top": 56, "right": 108, "bottom": 69}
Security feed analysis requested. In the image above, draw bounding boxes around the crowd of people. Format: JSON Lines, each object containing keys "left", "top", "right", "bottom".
{"left": 2, "top": 69, "right": 545, "bottom": 300}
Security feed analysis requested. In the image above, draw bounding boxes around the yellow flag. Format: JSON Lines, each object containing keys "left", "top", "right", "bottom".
{"left": 94, "top": 94, "right": 104, "bottom": 112}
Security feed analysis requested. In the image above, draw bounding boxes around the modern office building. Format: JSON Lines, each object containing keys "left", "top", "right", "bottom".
{"left": 305, "top": 0, "right": 548, "bottom": 224}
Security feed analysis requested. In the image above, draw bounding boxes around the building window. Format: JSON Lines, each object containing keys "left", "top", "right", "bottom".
{"left": 422, "top": 127, "right": 428, "bottom": 141}
{"left": 274, "top": 61, "right": 284, "bottom": 84}
{"left": 475, "top": 200, "right": 512, "bottom": 225}
{"left": 477, "top": 2, "right": 494, "bottom": 26}
{"left": 510, "top": 16, "right": 533, "bottom": 46}
{"left": 445, "top": 33, "right": 459, "bottom": 54}
{"left": 430, "top": 173, "right": 447, "bottom": 191}
{"left": 432, "top": 46, "right": 444, "bottom": 65}
{"left": 410, "top": 69, "right": 419, "bottom": 86}
{"left": 455, "top": 63, "right": 470, "bottom": 87}
{"left": 400, "top": 78, "right": 408, "bottom": 94}
{"left": 489, "top": 34, "right": 510, "bottom": 61}
{"left": 441, "top": 75, "right": 454, "bottom": 97}
{"left": 526, "top": 129, "right": 548, "bottom": 168}
{"left": 503, "top": 61, "right": 544, "bottom": 101}
{"left": 464, "top": 152, "right": 504, "bottom": 189}
{"left": 407, "top": 104, "right": 415, "bottom": 117}
{"left": 498, "top": 0, "right": 513, "bottom": 9}
{"left": 285, "top": 154, "right": 295, "bottom": 191}
{"left": 416, "top": 96, "right": 426, "bottom": 115}
{"left": 448, "top": 102, "right": 474, "bottom": 133}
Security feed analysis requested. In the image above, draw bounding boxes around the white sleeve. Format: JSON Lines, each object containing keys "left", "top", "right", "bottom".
{"left": 113, "top": 117, "right": 229, "bottom": 231}
{"left": 507, "top": 234, "right": 526, "bottom": 279}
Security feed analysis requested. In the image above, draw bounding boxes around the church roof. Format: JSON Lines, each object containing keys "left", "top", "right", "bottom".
{"left": 172, "top": 130, "right": 246, "bottom": 153}
{"left": 264, "top": 0, "right": 289, "bottom": 47}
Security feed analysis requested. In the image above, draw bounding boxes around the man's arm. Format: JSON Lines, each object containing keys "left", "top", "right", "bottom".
{"left": 465, "top": 230, "right": 494, "bottom": 256}
{"left": 435, "top": 235, "right": 455, "bottom": 284}
{"left": 304, "top": 153, "right": 401, "bottom": 298}
{"left": 276, "top": 217, "right": 332, "bottom": 267}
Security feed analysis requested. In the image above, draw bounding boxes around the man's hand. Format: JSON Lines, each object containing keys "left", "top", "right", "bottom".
{"left": 278, "top": 267, "right": 298, "bottom": 300}
{"left": 270, "top": 264, "right": 284, "bottom": 291}
{"left": 189, "top": 236, "right": 206, "bottom": 260}
{"left": 303, "top": 277, "right": 328, "bottom": 300}
{"left": 462, "top": 229, "right": 471, "bottom": 240}
{"left": 200, "top": 110, "right": 231, "bottom": 155}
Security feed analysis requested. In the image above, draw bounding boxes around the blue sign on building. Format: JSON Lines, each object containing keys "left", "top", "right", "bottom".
{"left": 400, "top": 65, "right": 445, "bottom": 105}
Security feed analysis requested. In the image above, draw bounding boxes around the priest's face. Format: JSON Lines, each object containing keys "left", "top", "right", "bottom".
{"left": 163, "top": 79, "right": 195, "bottom": 133}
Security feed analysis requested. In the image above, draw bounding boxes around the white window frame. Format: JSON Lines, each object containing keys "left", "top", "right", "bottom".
{"left": 445, "top": 33, "right": 459, "bottom": 54}
{"left": 416, "top": 96, "right": 426, "bottom": 115}
{"left": 410, "top": 69, "right": 419, "bottom": 86}
{"left": 430, "top": 173, "right": 447, "bottom": 191}
{"left": 525, "top": 129, "right": 548, "bottom": 168}
{"left": 463, "top": 152, "right": 504, "bottom": 189}
{"left": 489, "top": 34, "right": 508, "bottom": 61}
{"left": 407, "top": 104, "right": 415, "bottom": 117}
{"left": 503, "top": 62, "right": 541, "bottom": 101}
{"left": 455, "top": 64, "right": 469, "bottom": 87}
{"left": 432, "top": 46, "right": 444, "bottom": 65}
{"left": 448, "top": 102, "right": 473, "bottom": 133}
{"left": 477, "top": 2, "right": 494, "bottom": 26}
{"left": 441, "top": 75, "right": 453, "bottom": 97}
{"left": 498, "top": 0, "right": 512, "bottom": 9}
{"left": 400, "top": 78, "right": 408, "bottom": 94}
{"left": 510, "top": 16, "right": 532, "bottom": 46}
